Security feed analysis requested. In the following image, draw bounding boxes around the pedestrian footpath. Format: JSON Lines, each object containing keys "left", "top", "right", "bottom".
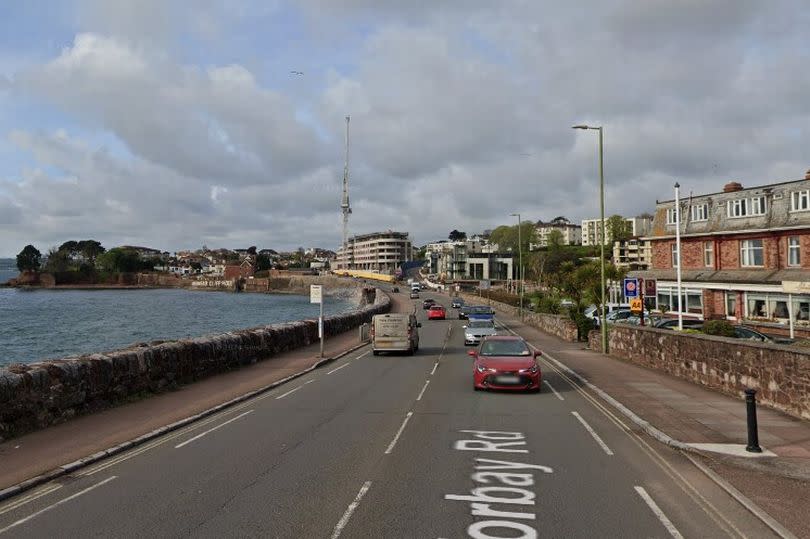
{"left": 491, "top": 305, "right": 810, "bottom": 538}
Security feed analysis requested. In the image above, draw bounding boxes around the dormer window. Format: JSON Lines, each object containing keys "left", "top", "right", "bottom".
{"left": 791, "top": 190, "right": 810, "bottom": 212}
{"left": 666, "top": 207, "right": 678, "bottom": 225}
{"left": 690, "top": 203, "right": 708, "bottom": 221}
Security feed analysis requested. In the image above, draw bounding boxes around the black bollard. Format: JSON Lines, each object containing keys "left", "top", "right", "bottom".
{"left": 744, "top": 389, "right": 762, "bottom": 453}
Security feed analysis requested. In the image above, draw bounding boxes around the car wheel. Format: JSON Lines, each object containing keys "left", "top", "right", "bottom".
{"left": 407, "top": 346, "right": 414, "bottom": 356}
{"left": 372, "top": 350, "right": 379, "bottom": 356}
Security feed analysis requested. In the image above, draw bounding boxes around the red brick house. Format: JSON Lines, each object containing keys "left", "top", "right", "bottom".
{"left": 635, "top": 169, "right": 810, "bottom": 337}
{"left": 224, "top": 257, "right": 255, "bottom": 280}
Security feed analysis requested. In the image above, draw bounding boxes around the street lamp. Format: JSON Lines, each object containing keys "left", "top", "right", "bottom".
{"left": 511, "top": 212, "right": 523, "bottom": 320}
{"left": 572, "top": 124, "right": 607, "bottom": 354}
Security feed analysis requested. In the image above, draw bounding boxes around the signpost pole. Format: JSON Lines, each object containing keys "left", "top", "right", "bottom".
{"left": 639, "top": 278, "right": 645, "bottom": 327}
{"left": 319, "top": 299, "right": 324, "bottom": 359}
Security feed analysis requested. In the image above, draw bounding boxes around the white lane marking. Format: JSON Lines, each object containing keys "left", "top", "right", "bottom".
{"left": 0, "top": 484, "right": 62, "bottom": 516}
{"left": 327, "top": 362, "right": 351, "bottom": 375}
{"left": 384, "top": 411, "right": 414, "bottom": 455}
{"left": 543, "top": 380, "right": 564, "bottom": 401}
{"left": 330, "top": 481, "right": 372, "bottom": 539}
{"left": 416, "top": 380, "right": 430, "bottom": 401}
{"left": 174, "top": 410, "right": 254, "bottom": 449}
{"left": 355, "top": 350, "right": 370, "bottom": 359}
{"left": 0, "top": 476, "right": 117, "bottom": 535}
{"left": 634, "top": 486, "right": 685, "bottom": 539}
{"left": 571, "top": 411, "right": 614, "bottom": 456}
{"left": 275, "top": 379, "right": 315, "bottom": 400}
{"left": 430, "top": 362, "right": 438, "bottom": 375}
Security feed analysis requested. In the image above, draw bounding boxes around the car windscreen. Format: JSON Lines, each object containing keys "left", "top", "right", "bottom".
{"left": 468, "top": 320, "right": 494, "bottom": 329}
{"left": 479, "top": 340, "right": 531, "bottom": 356}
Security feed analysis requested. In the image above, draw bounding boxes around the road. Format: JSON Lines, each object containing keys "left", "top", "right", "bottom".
{"left": 0, "top": 292, "right": 779, "bottom": 538}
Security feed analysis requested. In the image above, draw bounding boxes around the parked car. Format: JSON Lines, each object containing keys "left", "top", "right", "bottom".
{"left": 463, "top": 319, "right": 497, "bottom": 346}
{"left": 422, "top": 298, "right": 436, "bottom": 310}
{"left": 451, "top": 298, "right": 465, "bottom": 309}
{"left": 371, "top": 313, "right": 420, "bottom": 356}
{"left": 428, "top": 305, "right": 446, "bottom": 320}
{"left": 410, "top": 290, "right": 420, "bottom": 299}
{"left": 654, "top": 318, "right": 704, "bottom": 330}
{"left": 469, "top": 336, "right": 541, "bottom": 392}
{"left": 392, "top": 286, "right": 399, "bottom": 293}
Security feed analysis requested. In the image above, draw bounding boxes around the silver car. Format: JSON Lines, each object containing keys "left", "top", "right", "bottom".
{"left": 464, "top": 319, "right": 498, "bottom": 346}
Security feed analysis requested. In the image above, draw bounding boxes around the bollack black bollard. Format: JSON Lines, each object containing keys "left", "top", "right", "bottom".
{"left": 744, "top": 388, "right": 762, "bottom": 453}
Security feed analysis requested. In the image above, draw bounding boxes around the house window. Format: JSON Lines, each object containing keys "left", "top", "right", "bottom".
{"left": 745, "top": 292, "right": 810, "bottom": 323}
{"left": 671, "top": 243, "right": 679, "bottom": 268}
{"left": 666, "top": 207, "right": 678, "bottom": 225}
{"left": 791, "top": 190, "right": 810, "bottom": 212}
{"left": 655, "top": 287, "right": 703, "bottom": 315}
{"left": 740, "top": 239, "right": 764, "bottom": 267}
{"left": 726, "top": 292, "right": 737, "bottom": 318}
{"left": 788, "top": 237, "right": 801, "bottom": 267}
{"left": 749, "top": 196, "right": 767, "bottom": 216}
{"left": 728, "top": 199, "right": 748, "bottom": 218}
{"left": 690, "top": 204, "right": 708, "bottom": 221}
{"left": 703, "top": 241, "right": 713, "bottom": 267}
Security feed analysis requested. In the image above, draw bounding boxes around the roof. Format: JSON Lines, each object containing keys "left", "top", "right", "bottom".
{"left": 629, "top": 268, "right": 810, "bottom": 285}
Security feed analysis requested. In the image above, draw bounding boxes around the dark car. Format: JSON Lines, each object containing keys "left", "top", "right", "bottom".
{"left": 451, "top": 298, "right": 464, "bottom": 309}
{"left": 458, "top": 305, "right": 472, "bottom": 320}
{"left": 469, "top": 336, "right": 541, "bottom": 392}
{"left": 654, "top": 318, "right": 704, "bottom": 330}
{"left": 422, "top": 298, "right": 436, "bottom": 310}
{"left": 392, "top": 286, "right": 399, "bottom": 293}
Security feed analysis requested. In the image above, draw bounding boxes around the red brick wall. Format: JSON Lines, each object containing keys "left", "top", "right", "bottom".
{"left": 652, "top": 233, "right": 810, "bottom": 270}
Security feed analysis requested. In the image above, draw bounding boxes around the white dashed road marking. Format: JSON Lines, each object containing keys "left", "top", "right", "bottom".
{"left": 572, "top": 411, "right": 614, "bottom": 456}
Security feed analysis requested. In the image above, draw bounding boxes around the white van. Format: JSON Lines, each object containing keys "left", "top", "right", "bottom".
{"left": 371, "top": 313, "right": 420, "bottom": 355}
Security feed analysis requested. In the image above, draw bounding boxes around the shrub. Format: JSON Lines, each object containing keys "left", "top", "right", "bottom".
{"left": 702, "top": 320, "right": 736, "bottom": 337}
{"left": 570, "top": 310, "right": 595, "bottom": 341}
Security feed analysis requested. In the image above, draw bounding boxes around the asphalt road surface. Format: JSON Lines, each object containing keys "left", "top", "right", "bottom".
{"left": 0, "top": 294, "right": 779, "bottom": 538}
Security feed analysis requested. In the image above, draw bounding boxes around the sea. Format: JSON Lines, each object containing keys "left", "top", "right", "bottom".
{"left": 0, "top": 261, "right": 354, "bottom": 366}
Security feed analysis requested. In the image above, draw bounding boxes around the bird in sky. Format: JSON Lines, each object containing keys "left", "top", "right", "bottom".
{"left": 290, "top": 70, "right": 304, "bottom": 75}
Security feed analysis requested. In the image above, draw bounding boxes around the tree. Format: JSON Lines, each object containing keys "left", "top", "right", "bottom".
{"left": 44, "top": 246, "right": 71, "bottom": 273}
{"left": 606, "top": 215, "right": 632, "bottom": 243}
{"left": 246, "top": 246, "right": 257, "bottom": 256}
{"left": 448, "top": 230, "right": 467, "bottom": 242}
{"left": 76, "top": 240, "right": 105, "bottom": 263}
{"left": 97, "top": 247, "right": 148, "bottom": 273}
{"left": 255, "top": 254, "right": 273, "bottom": 272}
{"left": 546, "top": 229, "right": 564, "bottom": 250}
{"left": 16, "top": 245, "right": 42, "bottom": 272}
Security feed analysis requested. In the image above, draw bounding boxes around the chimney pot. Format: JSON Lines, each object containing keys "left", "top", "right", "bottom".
{"left": 805, "top": 169, "right": 810, "bottom": 181}
{"left": 723, "top": 181, "right": 743, "bottom": 193}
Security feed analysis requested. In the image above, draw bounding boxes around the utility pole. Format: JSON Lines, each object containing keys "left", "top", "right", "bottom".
{"left": 341, "top": 116, "right": 352, "bottom": 268}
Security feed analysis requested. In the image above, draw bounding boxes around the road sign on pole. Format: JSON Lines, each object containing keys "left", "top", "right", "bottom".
{"left": 623, "top": 278, "right": 639, "bottom": 298}
{"left": 310, "top": 285, "right": 324, "bottom": 358}
{"left": 644, "top": 279, "right": 657, "bottom": 297}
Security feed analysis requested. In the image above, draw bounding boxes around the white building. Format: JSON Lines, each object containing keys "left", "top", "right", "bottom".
{"left": 581, "top": 216, "right": 652, "bottom": 246}
{"left": 531, "top": 217, "right": 582, "bottom": 249}
{"left": 425, "top": 236, "right": 500, "bottom": 280}
{"left": 334, "top": 231, "right": 412, "bottom": 273}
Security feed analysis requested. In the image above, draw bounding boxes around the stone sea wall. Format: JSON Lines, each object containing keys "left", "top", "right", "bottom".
{"left": 589, "top": 325, "right": 810, "bottom": 420}
{"left": 0, "top": 290, "right": 390, "bottom": 440}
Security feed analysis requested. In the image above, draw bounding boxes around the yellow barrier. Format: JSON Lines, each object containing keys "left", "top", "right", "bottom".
{"left": 332, "top": 270, "right": 396, "bottom": 283}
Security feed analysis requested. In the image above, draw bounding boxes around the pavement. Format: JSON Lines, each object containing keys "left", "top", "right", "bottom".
{"left": 0, "top": 288, "right": 793, "bottom": 538}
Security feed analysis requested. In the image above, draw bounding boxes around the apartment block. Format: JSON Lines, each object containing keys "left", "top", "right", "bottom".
{"left": 334, "top": 231, "right": 412, "bottom": 274}
{"left": 635, "top": 170, "right": 810, "bottom": 337}
{"left": 581, "top": 216, "right": 652, "bottom": 246}
{"left": 531, "top": 217, "right": 582, "bottom": 248}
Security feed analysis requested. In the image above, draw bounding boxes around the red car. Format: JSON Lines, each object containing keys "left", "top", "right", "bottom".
{"left": 469, "top": 336, "right": 541, "bottom": 392}
{"left": 427, "top": 305, "right": 446, "bottom": 320}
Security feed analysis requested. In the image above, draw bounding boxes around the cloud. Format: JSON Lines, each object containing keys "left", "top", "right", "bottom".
{"left": 2, "top": 0, "right": 809, "bottom": 256}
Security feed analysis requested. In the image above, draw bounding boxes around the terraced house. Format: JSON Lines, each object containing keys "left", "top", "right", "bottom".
{"left": 636, "top": 169, "right": 810, "bottom": 338}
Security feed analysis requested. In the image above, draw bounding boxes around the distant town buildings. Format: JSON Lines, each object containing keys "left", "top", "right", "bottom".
{"left": 334, "top": 231, "right": 413, "bottom": 273}
{"left": 581, "top": 216, "right": 652, "bottom": 246}
{"left": 531, "top": 217, "right": 582, "bottom": 249}
{"left": 636, "top": 169, "right": 810, "bottom": 337}
{"left": 612, "top": 238, "right": 652, "bottom": 270}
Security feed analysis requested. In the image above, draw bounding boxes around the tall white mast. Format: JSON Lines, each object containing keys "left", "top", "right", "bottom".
{"left": 341, "top": 116, "right": 352, "bottom": 264}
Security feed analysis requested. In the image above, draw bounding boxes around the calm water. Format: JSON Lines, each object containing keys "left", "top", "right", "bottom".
{"left": 0, "top": 288, "right": 353, "bottom": 366}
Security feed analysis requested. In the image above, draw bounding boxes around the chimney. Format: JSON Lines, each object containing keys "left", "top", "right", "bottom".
{"left": 723, "top": 181, "right": 743, "bottom": 193}
{"left": 805, "top": 169, "right": 810, "bottom": 181}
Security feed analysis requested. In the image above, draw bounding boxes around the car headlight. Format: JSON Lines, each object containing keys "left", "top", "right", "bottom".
{"left": 520, "top": 364, "right": 539, "bottom": 374}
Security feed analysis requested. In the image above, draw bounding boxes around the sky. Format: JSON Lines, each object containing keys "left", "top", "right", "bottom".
{"left": 0, "top": 0, "right": 808, "bottom": 257}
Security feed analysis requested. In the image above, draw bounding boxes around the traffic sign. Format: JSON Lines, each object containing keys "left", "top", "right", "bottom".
{"left": 310, "top": 284, "right": 323, "bottom": 304}
{"left": 623, "top": 278, "right": 639, "bottom": 298}
{"left": 644, "top": 279, "right": 657, "bottom": 297}
{"left": 630, "top": 298, "right": 643, "bottom": 313}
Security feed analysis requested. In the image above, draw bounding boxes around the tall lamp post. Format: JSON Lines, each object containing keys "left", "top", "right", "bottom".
{"left": 511, "top": 212, "right": 523, "bottom": 320}
{"left": 572, "top": 124, "right": 607, "bottom": 354}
